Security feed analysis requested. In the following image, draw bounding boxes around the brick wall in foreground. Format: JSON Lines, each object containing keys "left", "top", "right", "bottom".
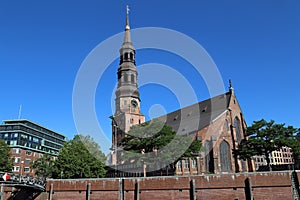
{"left": 2, "top": 171, "right": 298, "bottom": 200}
{"left": 45, "top": 171, "right": 298, "bottom": 200}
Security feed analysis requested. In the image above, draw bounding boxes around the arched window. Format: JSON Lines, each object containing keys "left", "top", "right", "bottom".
{"left": 124, "top": 74, "right": 128, "bottom": 82}
{"left": 220, "top": 140, "right": 231, "bottom": 172}
{"left": 205, "top": 141, "right": 214, "bottom": 173}
{"left": 225, "top": 119, "right": 229, "bottom": 131}
{"left": 131, "top": 74, "right": 135, "bottom": 84}
{"left": 234, "top": 117, "right": 242, "bottom": 144}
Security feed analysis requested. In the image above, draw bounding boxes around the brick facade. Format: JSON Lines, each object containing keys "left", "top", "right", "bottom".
{"left": 33, "top": 171, "right": 300, "bottom": 199}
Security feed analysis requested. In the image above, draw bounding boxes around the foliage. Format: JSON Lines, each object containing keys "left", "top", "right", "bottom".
{"left": 236, "top": 119, "right": 300, "bottom": 170}
{"left": 120, "top": 120, "right": 202, "bottom": 167}
{"left": 51, "top": 135, "right": 106, "bottom": 179}
{"left": 0, "top": 139, "right": 12, "bottom": 172}
{"left": 31, "top": 154, "right": 54, "bottom": 178}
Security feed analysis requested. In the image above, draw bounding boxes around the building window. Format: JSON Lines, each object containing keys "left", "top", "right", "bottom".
{"left": 184, "top": 159, "right": 189, "bottom": 169}
{"left": 12, "top": 166, "right": 20, "bottom": 172}
{"left": 192, "top": 159, "right": 197, "bottom": 169}
{"left": 220, "top": 140, "right": 231, "bottom": 172}
{"left": 25, "top": 159, "right": 31, "bottom": 164}
{"left": 130, "top": 118, "right": 134, "bottom": 124}
{"left": 13, "top": 157, "right": 21, "bottom": 163}
{"left": 26, "top": 150, "right": 32, "bottom": 156}
{"left": 177, "top": 161, "right": 182, "bottom": 169}
{"left": 13, "top": 148, "right": 21, "bottom": 154}
{"left": 234, "top": 117, "right": 242, "bottom": 144}
{"left": 225, "top": 120, "right": 229, "bottom": 131}
{"left": 24, "top": 167, "right": 30, "bottom": 173}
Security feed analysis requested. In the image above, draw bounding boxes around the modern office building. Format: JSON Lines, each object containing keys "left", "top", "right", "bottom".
{"left": 0, "top": 119, "right": 65, "bottom": 176}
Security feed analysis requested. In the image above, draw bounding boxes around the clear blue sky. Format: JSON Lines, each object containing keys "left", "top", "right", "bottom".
{"left": 1, "top": 1, "right": 299, "bottom": 154}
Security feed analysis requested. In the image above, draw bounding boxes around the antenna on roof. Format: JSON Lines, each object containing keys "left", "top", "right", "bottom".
{"left": 18, "top": 105, "right": 22, "bottom": 119}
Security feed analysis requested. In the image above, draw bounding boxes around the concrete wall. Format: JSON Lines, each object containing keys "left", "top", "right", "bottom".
{"left": 39, "top": 171, "right": 298, "bottom": 200}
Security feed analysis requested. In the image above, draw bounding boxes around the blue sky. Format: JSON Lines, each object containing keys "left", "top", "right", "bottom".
{"left": 1, "top": 1, "right": 299, "bottom": 154}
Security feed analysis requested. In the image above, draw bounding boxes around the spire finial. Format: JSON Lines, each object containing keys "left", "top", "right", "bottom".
{"left": 229, "top": 79, "right": 234, "bottom": 94}
{"left": 125, "top": 5, "right": 130, "bottom": 30}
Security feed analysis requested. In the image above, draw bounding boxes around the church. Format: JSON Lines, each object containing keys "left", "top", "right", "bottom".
{"left": 108, "top": 10, "right": 254, "bottom": 177}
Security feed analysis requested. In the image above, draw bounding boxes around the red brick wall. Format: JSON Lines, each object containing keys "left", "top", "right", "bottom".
{"left": 36, "top": 171, "right": 296, "bottom": 200}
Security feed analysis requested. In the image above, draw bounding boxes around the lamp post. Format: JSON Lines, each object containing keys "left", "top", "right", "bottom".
{"left": 19, "top": 160, "right": 24, "bottom": 182}
{"left": 109, "top": 116, "right": 118, "bottom": 177}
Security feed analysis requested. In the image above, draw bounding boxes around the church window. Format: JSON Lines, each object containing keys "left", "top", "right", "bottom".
{"left": 220, "top": 140, "right": 231, "bottom": 172}
{"left": 234, "top": 117, "right": 242, "bottom": 144}
{"left": 131, "top": 74, "right": 135, "bottom": 84}
{"left": 124, "top": 100, "right": 127, "bottom": 105}
{"left": 205, "top": 141, "right": 214, "bottom": 173}
{"left": 225, "top": 119, "right": 229, "bottom": 131}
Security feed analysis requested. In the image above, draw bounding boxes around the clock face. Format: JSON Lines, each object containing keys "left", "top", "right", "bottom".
{"left": 131, "top": 99, "right": 138, "bottom": 108}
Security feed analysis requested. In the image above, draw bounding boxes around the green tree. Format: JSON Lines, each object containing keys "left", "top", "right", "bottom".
{"left": 0, "top": 140, "right": 12, "bottom": 172}
{"left": 120, "top": 120, "right": 202, "bottom": 169}
{"left": 236, "top": 119, "right": 300, "bottom": 171}
{"left": 30, "top": 154, "right": 54, "bottom": 178}
{"left": 52, "top": 135, "right": 106, "bottom": 179}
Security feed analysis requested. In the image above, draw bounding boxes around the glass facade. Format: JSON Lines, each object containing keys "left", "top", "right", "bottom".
{"left": 0, "top": 119, "right": 65, "bottom": 155}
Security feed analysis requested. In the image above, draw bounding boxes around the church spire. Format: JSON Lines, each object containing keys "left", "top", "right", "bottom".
{"left": 123, "top": 5, "right": 132, "bottom": 46}
{"left": 229, "top": 79, "right": 234, "bottom": 95}
{"left": 120, "top": 5, "right": 135, "bottom": 64}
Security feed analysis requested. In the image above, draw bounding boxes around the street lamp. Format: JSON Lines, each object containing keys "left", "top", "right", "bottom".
{"left": 109, "top": 116, "right": 118, "bottom": 177}
{"left": 19, "top": 161, "right": 24, "bottom": 182}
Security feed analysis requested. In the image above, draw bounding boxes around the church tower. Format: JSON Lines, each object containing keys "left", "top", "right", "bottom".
{"left": 111, "top": 7, "right": 145, "bottom": 164}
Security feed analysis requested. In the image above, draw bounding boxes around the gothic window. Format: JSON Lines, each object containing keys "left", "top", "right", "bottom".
{"left": 220, "top": 140, "right": 231, "bottom": 172}
{"left": 225, "top": 119, "right": 229, "bottom": 131}
{"left": 234, "top": 117, "right": 242, "bottom": 144}
{"left": 205, "top": 141, "right": 214, "bottom": 173}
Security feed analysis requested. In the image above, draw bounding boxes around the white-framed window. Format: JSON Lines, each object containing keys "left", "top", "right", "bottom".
{"left": 13, "top": 157, "right": 21, "bottom": 163}
{"left": 184, "top": 159, "right": 189, "bottom": 169}
{"left": 192, "top": 159, "right": 197, "bottom": 169}
{"left": 24, "top": 167, "right": 30, "bottom": 173}
{"left": 12, "top": 166, "right": 20, "bottom": 172}
{"left": 13, "top": 148, "right": 21, "bottom": 154}
{"left": 25, "top": 159, "right": 31, "bottom": 164}
{"left": 26, "top": 150, "right": 32, "bottom": 156}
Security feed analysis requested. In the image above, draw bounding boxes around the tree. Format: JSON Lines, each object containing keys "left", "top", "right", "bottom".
{"left": 0, "top": 140, "right": 12, "bottom": 172}
{"left": 51, "top": 135, "right": 106, "bottom": 179}
{"left": 236, "top": 119, "right": 300, "bottom": 171}
{"left": 31, "top": 154, "right": 54, "bottom": 178}
{"left": 120, "top": 120, "right": 202, "bottom": 171}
